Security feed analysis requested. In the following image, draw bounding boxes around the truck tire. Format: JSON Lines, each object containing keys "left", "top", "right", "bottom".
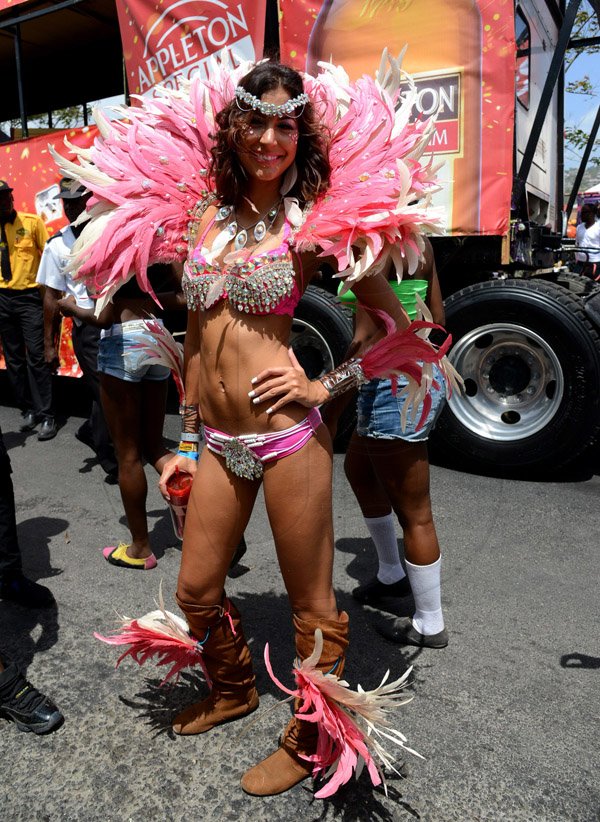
{"left": 432, "top": 279, "right": 600, "bottom": 472}
{"left": 555, "top": 270, "right": 599, "bottom": 298}
{"left": 290, "top": 285, "right": 355, "bottom": 449}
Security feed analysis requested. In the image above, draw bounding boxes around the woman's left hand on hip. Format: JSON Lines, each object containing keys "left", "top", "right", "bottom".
{"left": 249, "top": 347, "right": 329, "bottom": 415}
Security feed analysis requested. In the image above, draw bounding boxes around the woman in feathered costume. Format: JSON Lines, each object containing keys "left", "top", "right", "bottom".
{"left": 57, "top": 53, "right": 457, "bottom": 797}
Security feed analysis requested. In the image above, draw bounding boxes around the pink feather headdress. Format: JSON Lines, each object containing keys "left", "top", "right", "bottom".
{"left": 265, "top": 628, "right": 423, "bottom": 798}
{"left": 49, "top": 50, "right": 441, "bottom": 313}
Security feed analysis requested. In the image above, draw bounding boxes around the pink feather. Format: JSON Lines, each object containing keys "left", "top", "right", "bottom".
{"left": 264, "top": 629, "right": 421, "bottom": 798}
{"left": 95, "top": 621, "right": 206, "bottom": 686}
{"left": 94, "top": 591, "right": 210, "bottom": 687}
{"left": 125, "top": 317, "right": 185, "bottom": 402}
{"left": 50, "top": 53, "right": 441, "bottom": 307}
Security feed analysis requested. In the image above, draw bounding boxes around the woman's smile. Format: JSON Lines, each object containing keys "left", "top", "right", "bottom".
{"left": 239, "top": 86, "right": 298, "bottom": 182}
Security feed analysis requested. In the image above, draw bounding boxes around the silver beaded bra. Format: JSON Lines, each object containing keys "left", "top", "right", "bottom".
{"left": 182, "top": 220, "right": 301, "bottom": 317}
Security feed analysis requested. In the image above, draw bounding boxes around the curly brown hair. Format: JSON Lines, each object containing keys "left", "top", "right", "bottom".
{"left": 210, "top": 61, "right": 331, "bottom": 207}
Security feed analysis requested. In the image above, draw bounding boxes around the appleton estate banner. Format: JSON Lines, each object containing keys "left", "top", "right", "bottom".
{"left": 279, "top": 0, "right": 516, "bottom": 238}
{"left": 0, "top": 126, "right": 99, "bottom": 377}
{"left": 116, "top": 0, "right": 266, "bottom": 96}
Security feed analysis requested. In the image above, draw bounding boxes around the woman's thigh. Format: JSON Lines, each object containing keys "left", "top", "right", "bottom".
{"left": 100, "top": 374, "right": 142, "bottom": 459}
{"left": 262, "top": 424, "right": 337, "bottom": 617}
{"left": 344, "top": 430, "right": 392, "bottom": 517}
{"left": 177, "top": 447, "right": 260, "bottom": 604}
{"left": 140, "top": 379, "right": 169, "bottom": 465}
{"left": 366, "top": 438, "right": 433, "bottom": 523}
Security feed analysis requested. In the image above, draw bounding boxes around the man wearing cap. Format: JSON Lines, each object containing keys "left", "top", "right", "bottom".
{"left": 36, "top": 178, "right": 116, "bottom": 477}
{"left": 0, "top": 180, "right": 55, "bottom": 440}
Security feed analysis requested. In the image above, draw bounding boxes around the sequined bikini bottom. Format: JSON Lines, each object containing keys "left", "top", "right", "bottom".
{"left": 203, "top": 408, "right": 322, "bottom": 480}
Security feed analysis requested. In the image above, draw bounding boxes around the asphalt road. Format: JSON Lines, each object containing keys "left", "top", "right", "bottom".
{"left": 1, "top": 382, "right": 599, "bottom": 822}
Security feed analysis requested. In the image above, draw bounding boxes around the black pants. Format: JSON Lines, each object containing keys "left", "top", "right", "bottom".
{"left": 71, "top": 322, "right": 116, "bottom": 472}
{"left": 0, "top": 289, "right": 53, "bottom": 419}
{"left": 0, "top": 425, "right": 22, "bottom": 583}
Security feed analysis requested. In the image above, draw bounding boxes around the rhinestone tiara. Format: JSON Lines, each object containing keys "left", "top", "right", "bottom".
{"left": 235, "top": 86, "right": 309, "bottom": 118}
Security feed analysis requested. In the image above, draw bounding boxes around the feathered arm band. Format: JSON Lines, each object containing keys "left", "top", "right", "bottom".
{"left": 319, "top": 298, "right": 462, "bottom": 431}
{"left": 265, "top": 629, "right": 422, "bottom": 798}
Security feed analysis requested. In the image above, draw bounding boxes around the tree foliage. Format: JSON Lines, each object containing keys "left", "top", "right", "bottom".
{"left": 565, "top": 6, "right": 600, "bottom": 171}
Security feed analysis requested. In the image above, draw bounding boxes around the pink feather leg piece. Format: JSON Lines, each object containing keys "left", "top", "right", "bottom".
{"left": 125, "top": 317, "right": 185, "bottom": 403}
{"left": 264, "top": 630, "right": 422, "bottom": 798}
{"left": 94, "top": 588, "right": 210, "bottom": 687}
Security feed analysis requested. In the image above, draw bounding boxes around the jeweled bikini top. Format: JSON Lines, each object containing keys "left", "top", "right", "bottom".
{"left": 182, "top": 216, "right": 301, "bottom": 317}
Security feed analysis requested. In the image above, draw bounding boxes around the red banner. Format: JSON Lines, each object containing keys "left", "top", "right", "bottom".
{"left": 0, "top": 0, "right": 33, "bottom": 11}
{"left": 280, "top": 0, "right": 516, "bottom": 239}
{"left": 116, "top": 0, "right": 266, "bottom": 96}
{"left": 0, "top": 126, "right": 99, "bottom": 377}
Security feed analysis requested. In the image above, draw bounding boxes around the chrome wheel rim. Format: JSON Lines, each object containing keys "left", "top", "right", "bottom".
{"left": 448, "top": 323, "right": 564, "bottom": 441}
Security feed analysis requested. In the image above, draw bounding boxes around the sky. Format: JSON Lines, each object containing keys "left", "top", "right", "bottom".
{"left": 564, "top": 48, "right": 600, "bottom": 172}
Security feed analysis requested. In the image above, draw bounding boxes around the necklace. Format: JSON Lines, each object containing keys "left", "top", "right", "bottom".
{"left": 215, "top": 200, "right": 281, "bottom": 251}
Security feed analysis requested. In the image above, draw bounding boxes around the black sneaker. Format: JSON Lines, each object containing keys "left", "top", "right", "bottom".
{"left": 0, "top": 574, "right": 55, "bottom": 608}
{"left": 376, "top": 617, "right": 449, "bottom": 649}
{"left": 0, "top": 664, "right": 63, "bottom": 734}
{"left": 352, "top": 576, "right": 413, "bottom": 609}
{"left": 38, "top": 417, "right": 57, "bottom": 441}
{"left": 19, "top": 410, "right": 38, "bottom": 432}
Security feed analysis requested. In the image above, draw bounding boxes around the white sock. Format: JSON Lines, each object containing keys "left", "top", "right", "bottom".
{"left": 364, "top": 514, "right": 406, "bottom": 585}
{"left": 405, "top": 556, "right": 445, "bottom": 635}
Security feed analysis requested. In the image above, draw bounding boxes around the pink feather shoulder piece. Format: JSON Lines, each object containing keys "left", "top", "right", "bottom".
{"left": 295, "top": 49, "right": 443, "bottom": 288}
{"left": 49, "top": 64, "right": 251, "bottom": 312}
{"left": 125, "top": 316, "right": 185, "bottom": 403}
{"left": 50, "top": 51, "right": 440, "bottom": 311}
{"left": 265, "top": 628, "right": 423, "bottom": 798}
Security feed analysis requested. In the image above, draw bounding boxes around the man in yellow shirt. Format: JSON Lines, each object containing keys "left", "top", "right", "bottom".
{"left": 0, "top": 180, "right": 56, "bottom": 440}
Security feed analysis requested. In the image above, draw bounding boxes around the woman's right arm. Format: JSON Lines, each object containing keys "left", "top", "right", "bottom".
{"left": 57, "top": 295, "right": 114, "bottom": 328}
{"left": 158, "top": 309, "right": 202, "bottom": 497}
{"left": 422, "top": 238, "right": 445, "bottom": 326}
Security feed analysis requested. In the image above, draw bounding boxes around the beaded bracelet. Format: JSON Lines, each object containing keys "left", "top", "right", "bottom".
{"left": 177, "top": 439, "right": 199, "bottom": 455}
{"left": 179, "top": 403, "right": 199, "bottom": 416}
{"left": 177, "top": 450, "right": 199, "bottom": 461}
{"left": 180, "top": 432, "right": 200, "bottom": 443}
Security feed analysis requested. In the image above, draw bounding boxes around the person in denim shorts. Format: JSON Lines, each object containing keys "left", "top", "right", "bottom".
{"left": 59, "top": 264, "right": 184, "bottom": 569}
{"left": 343, "top": 239, "right": 449, "bottom": 649}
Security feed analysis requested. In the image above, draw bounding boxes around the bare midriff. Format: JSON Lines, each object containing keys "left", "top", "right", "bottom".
{"left": 195, "top": 301, "right": 310, "bottom": 435}
{"left": 188, "top": 207, "right": 315, "bottom": 435}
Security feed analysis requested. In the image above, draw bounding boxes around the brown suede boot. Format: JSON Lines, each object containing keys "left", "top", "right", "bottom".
{"left": 172, "top": 594, "right": 259, "bottom": 735}
{"left": 241, "top": 611, "right": 349, "bottom": 796}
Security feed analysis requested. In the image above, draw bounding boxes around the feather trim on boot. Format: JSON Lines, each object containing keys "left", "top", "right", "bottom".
{"left": 264, "top": 629, "right": 421, "bottom": 798}
{"left": 94, "top": 589, "right": 210, "bottom": 686}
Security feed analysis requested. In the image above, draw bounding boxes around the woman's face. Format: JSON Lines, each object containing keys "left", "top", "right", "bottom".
{"left": 238, "top": 86, "right": 299, "bottom": 184}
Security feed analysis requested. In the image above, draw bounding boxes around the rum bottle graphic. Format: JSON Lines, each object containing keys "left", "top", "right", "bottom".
{"left": 307, "top": 0, "right": 482, "bottom": 233}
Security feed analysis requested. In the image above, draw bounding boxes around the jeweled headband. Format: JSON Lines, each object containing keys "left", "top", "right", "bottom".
{"left": 235, "top": 86, "right": 309, "bottom": 118}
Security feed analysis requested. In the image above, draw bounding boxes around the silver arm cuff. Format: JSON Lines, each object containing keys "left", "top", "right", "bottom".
{"left": 319, "top": 358, "right": 368, "bottom": 399}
